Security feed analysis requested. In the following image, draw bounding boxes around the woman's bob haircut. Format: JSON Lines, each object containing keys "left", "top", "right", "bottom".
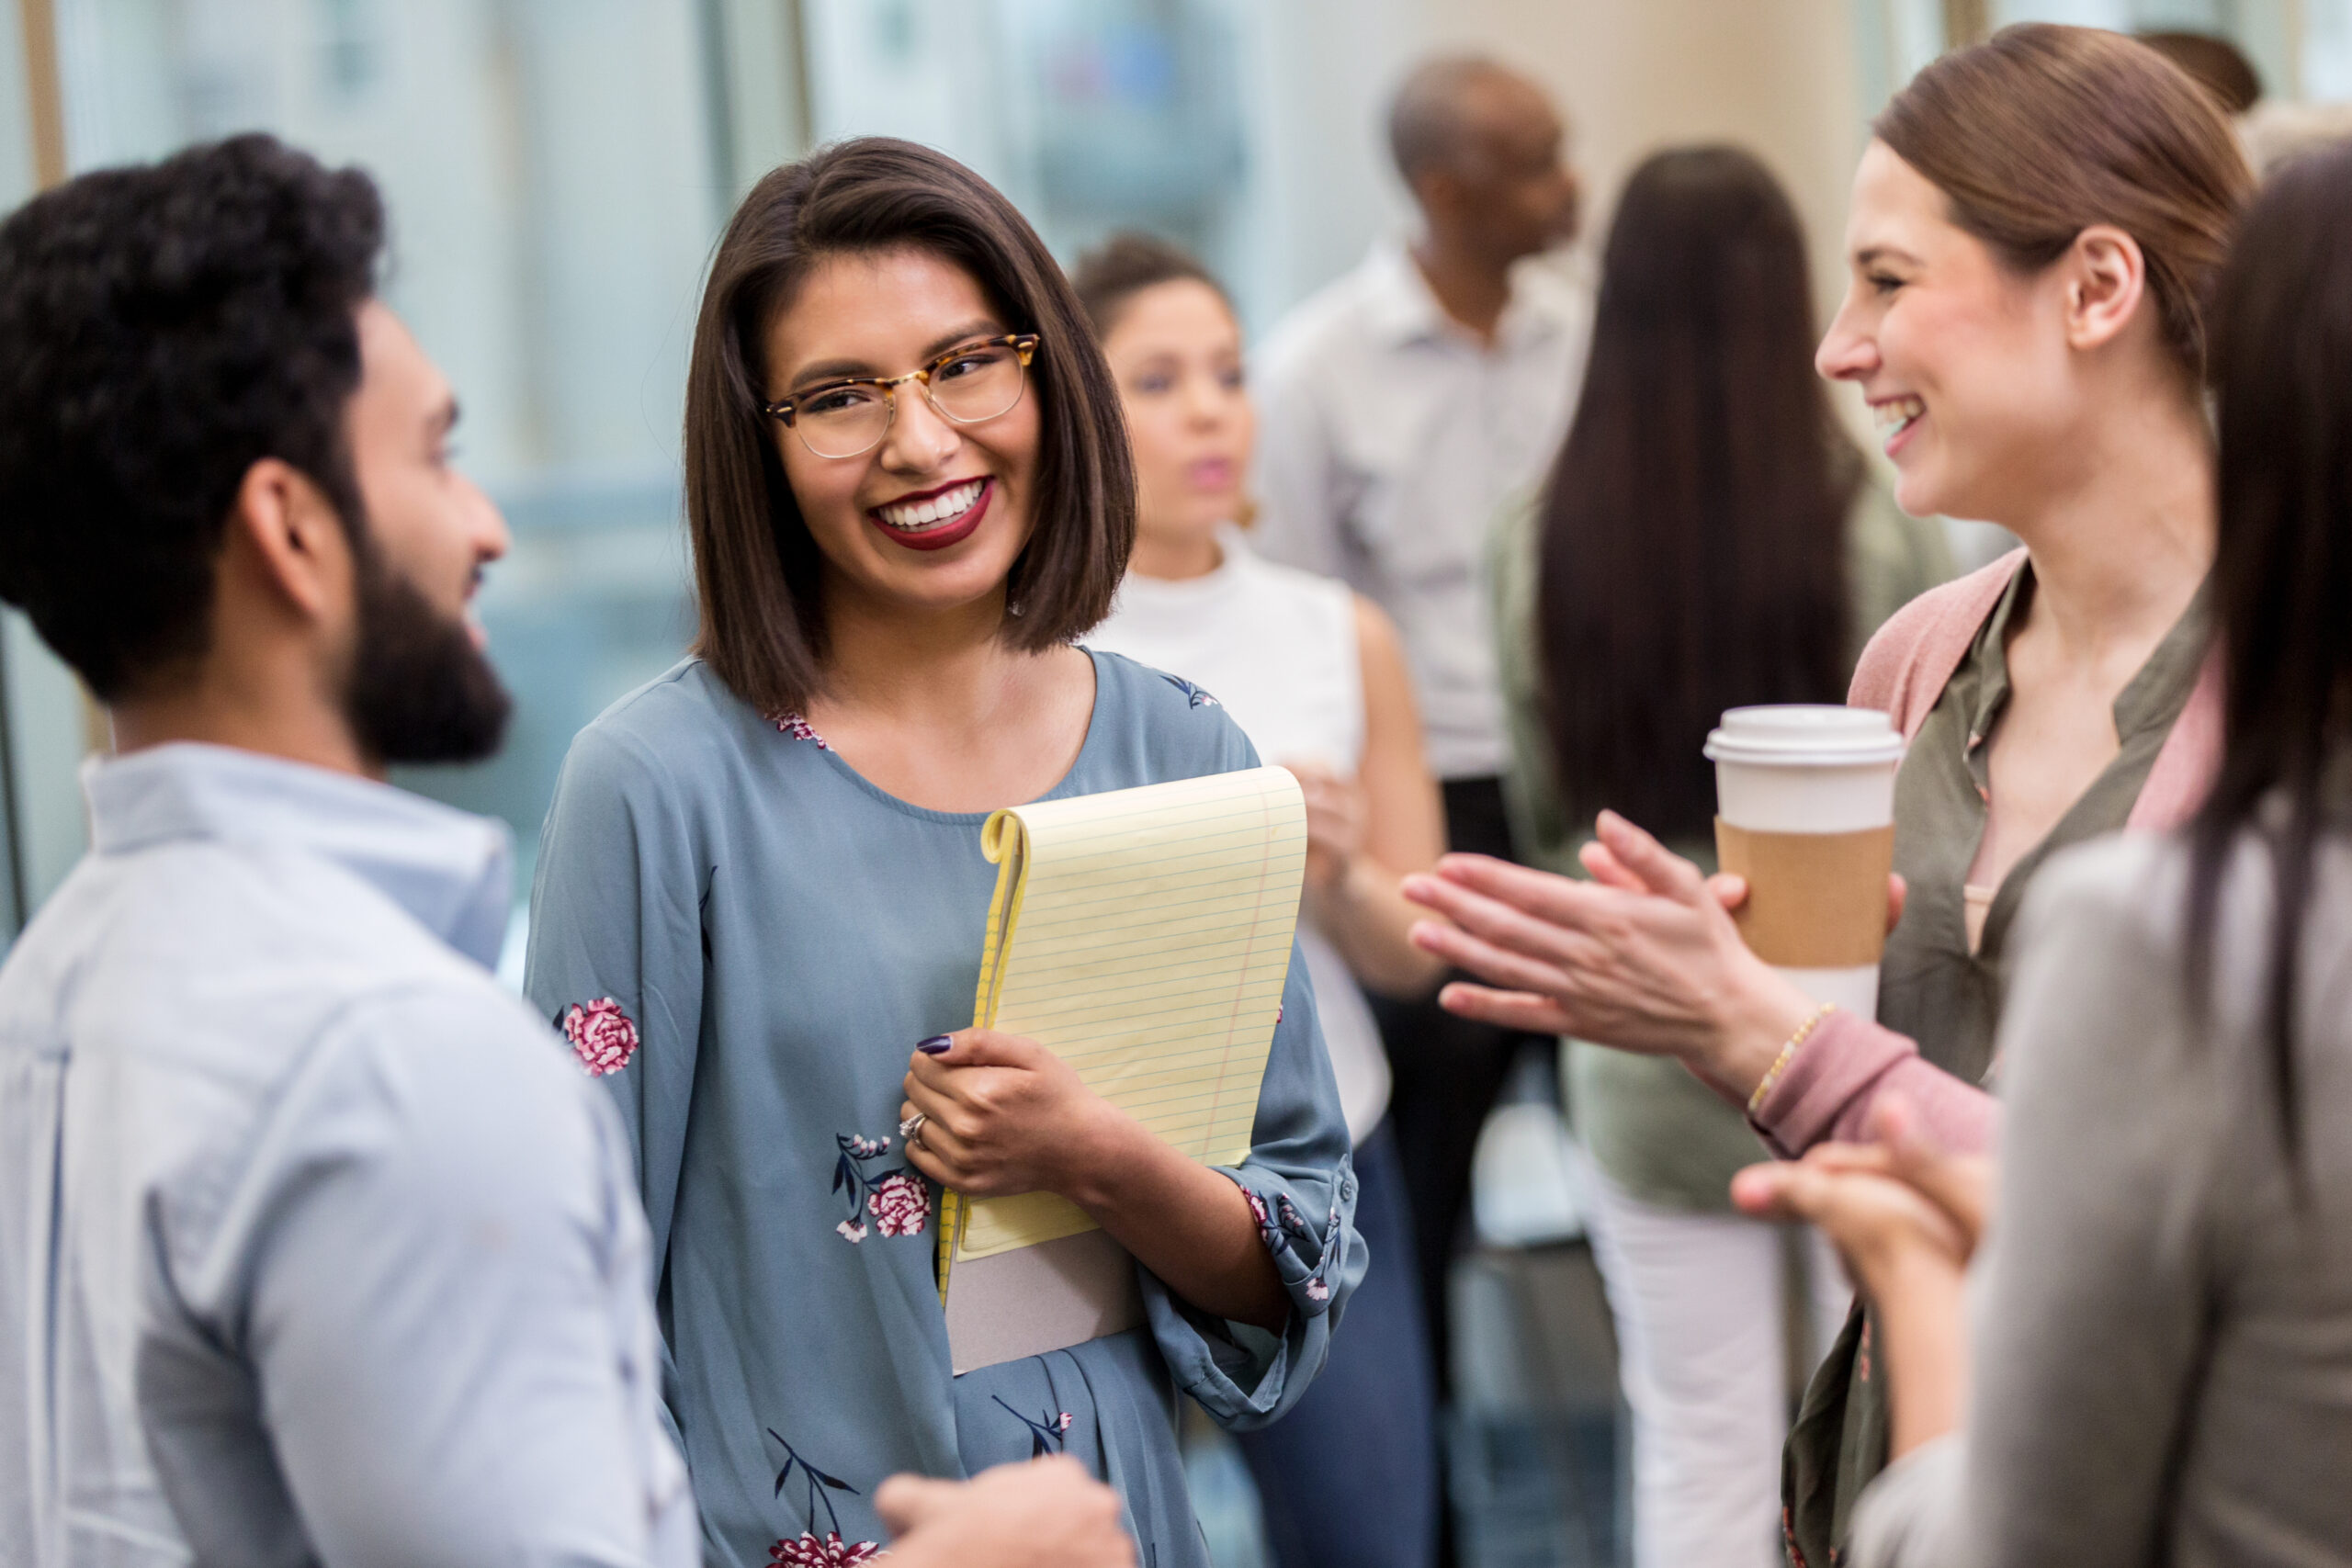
{"left": 684, "top": 136, "right": 1135, "bottom": 716}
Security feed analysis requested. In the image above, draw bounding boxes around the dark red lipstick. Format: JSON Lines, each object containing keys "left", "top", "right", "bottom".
{"left": 865, "top": 476, "right": 993, "bottom": 553}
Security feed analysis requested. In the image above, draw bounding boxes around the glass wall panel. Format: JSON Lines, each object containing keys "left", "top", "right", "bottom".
{"left": 1856, "top": 0, "right": 2303, "bottom": 111}
{"left": 0, "top": 6, "right": 33, "bottom": 194}
{"left": 34, "top": 0, "right": 808, "bottom": 961}
{"left": 798, "top": 0, "right": 1421, "bottom": 340}
{"left": 1994, "top": 0, "right": 2294, "bottom": 97}
{"left": 6, "top": 0, "right": 1414, "bottom": 948}
{"left": 1, "top": 4, "right": 96, "bottom": 937}
{"left": 2306, "top": 0, "right": 2352, "bottom": 98}
{"left": 803, "top": 0, "right": 1257, "bottom": 321}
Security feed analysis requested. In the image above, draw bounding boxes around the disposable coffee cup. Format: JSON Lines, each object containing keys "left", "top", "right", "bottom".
{"left": 1703, "top": 705, "right": 1905, "bottom": 1022}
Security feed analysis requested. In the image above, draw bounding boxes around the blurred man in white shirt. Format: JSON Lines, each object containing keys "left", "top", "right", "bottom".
{"left": 1256, "top": 56, "right": 1589, "bottom": 790}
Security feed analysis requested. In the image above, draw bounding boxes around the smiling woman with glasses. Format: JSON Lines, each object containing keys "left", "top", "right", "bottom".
{"left": 522, "top": 136, "right": 1359, "bottom": 1568}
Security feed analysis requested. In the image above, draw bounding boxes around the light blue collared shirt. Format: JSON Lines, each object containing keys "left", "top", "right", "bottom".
{"left": 0, "top": 743, "right": 695, "bottom": 1566}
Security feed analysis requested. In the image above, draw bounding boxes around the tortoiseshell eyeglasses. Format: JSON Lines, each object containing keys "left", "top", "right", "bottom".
{"left": 763, "top": 333, "right": 1041, "bottom": 459}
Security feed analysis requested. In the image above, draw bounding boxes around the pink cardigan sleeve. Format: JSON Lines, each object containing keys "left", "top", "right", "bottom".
{"left": 1747, "top": 1009, "right": 1998, "bottom": 1157}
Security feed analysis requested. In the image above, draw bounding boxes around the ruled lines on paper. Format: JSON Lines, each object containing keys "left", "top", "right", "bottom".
{"left": 954, "top": 767, "right": 1306, "bottom": 1261}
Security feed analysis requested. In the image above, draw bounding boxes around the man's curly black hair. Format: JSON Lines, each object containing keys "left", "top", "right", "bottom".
{"left": 0, "top": 133, "right": 384, "bottom": 700}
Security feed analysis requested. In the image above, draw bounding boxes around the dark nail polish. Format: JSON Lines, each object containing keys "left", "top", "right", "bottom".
{"left": 916, "top": 1035, "right": 955, "bottom": 1055}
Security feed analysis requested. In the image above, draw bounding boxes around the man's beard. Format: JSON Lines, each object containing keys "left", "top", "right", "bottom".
{"left": 343, "top": 539, "right": 513, "bottom": 766}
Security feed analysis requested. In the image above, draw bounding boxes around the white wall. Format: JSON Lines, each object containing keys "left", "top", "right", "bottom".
{"left": 1238, "top": 0, "right": 1870, "bottom": 328}
{"left": 1227, "top": 0, "right": 1424, "bottom": 333}
{"left": 791, "top": 2, "right": 1885, "bottom": 347}
{"left": 1453, "top": 0, "right": 1867, "bottom": 325}
{"left": 1227, "top": 0, "right": 1879, "bottom": 448}
{"left": 0, "top": 2, "right": 33, "bottom": 193}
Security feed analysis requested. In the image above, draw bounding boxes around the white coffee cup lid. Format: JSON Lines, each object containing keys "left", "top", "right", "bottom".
{"left": 1703, "top": 705, "right": 1905, "bottom": 767}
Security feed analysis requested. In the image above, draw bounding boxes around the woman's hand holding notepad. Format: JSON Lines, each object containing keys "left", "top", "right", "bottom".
{"left": 917, "top": 765, "right": 1307, "bottom": 1372}
{"left": 898, "top": 1028, "right": 1115, "bottom": 1197}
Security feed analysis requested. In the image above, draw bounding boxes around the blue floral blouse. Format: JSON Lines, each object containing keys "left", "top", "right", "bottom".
{"left": 525, "top": 649, "right": 1363, "bottom": 1568}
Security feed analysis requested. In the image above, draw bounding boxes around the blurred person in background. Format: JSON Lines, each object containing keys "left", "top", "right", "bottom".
{"left": 526, "top": 139, "right": 1359, "bottom": 1568}
{"left": 1739, "top": 139, "right": 2352, "bottom": 1568}
{"left": 2135, "top": 28, "right": 2352, "bottom": 180}
{"left": 1076, "top": 231, "right": 1447, "bottom": 1568}
{"left": 2159, "top": 24, "right": 2352, "bottom": 177}
{"left": 0, "top": 133, "right": 1131, "bottom": 1568}
{"left": 1403, "top": 27, "right": 2246, "bottom": 1564}
{"left": 1252, "top": 49, "right": 1590, "bottom": 1398}
{"left": 1488, "top": 144, "right": 1948, "bottom": 1568}
{"left": 2135, "top": 29, "right": 2262, "bottom": 116}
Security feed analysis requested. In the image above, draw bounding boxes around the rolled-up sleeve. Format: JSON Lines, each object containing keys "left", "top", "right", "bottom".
{"left": 1145, "top": 930, "right": 1364, "bottom": 1432}
{"left": 1127, "top": 715, "right": 1365, "bottom": 1431}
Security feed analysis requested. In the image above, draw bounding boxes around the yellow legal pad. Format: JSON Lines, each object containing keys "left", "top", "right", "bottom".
{"left": 935, "top": 765, "right": 1306, "bottom": 1372}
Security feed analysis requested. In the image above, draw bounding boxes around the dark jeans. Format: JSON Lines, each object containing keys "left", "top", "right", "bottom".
{"left": 1237, "top": 1121, "right": 1438, "bottom": 1568}
{"left": 1372, "top": 773, "right": 1530, "bottom": 1394}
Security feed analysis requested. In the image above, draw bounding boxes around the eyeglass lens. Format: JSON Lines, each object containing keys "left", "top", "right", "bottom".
{"left": 795, "top": 342, "right": 1028, "bottom": 458}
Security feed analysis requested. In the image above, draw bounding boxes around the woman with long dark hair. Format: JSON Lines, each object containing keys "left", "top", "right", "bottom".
{"left": 524, "top": 140, "right": 1358, "bottom": 1568}
{"left": 1489, "top": 144, "right": 1947, "bottom": 1568}
{"left": 1736, "top": 138, "right": 2352, "bottom": 1568}
{"left": 1416, "top": 28, "right": 2248, "bottom": 1562}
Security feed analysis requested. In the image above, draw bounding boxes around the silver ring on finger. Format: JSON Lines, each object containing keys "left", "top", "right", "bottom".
{"left": 899, "top": 1111, "right": 926, "bottom": 1145}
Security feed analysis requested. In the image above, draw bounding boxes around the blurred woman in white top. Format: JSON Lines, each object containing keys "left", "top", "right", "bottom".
{"left": 1076, "top": 232, "right": 1448, "bottom": 1568}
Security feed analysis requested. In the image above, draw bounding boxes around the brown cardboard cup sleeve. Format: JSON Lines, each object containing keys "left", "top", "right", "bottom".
{"left": 1713, "top": 818, "right": 1894, "bottom": 969}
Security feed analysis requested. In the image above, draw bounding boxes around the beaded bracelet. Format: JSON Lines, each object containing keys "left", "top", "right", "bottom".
{"left": 1747, "top": 1002, "right": 1838, "bottom": 1115}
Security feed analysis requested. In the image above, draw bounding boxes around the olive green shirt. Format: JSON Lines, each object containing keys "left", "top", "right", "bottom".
{"left": 1784, "top": 559, "right": 2213, "bottom": 1567}
{"left": 1878, "top": 562, "right": 2213, "bottom": 1085}
{"left": 1490, "top": 480, "right": 1953, "bottom": 1212}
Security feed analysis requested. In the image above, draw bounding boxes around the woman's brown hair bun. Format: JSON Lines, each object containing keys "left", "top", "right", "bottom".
{"left": 1875, "top": 23, "right": 2253, "bottom": 384}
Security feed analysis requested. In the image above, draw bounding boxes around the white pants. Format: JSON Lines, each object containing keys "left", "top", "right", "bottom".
{"left": 1584, "top": 1166, "right": 1853, "bottom": 1568}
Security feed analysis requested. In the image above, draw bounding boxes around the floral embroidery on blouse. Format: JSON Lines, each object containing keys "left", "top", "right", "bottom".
{"left": 769, "top": 1534, "right": 878, "bottom": 1567}
{"left": 833, "top": 1132, "right": 926, "bottom": 1243}
{"left": 775, "top": 712, "right": 832, "bottom": 751}
{"left": 560, "top": 998, "right": 639, "bottom": 1077}
{"left": 1239, "top": 1179, "right": 1343, "bottom": 1303}
{"left": 868, "top": 1172, "right": 926, "bottom": 1237}
{"left": 1159, "top": 673, "right": 1220, "bottom": 709}
{"left": 763, "top": 1430, "right": 880, "bottom": 1565}
{"left": 993, "top": 1394, "right": 1075, "bottom": 1458}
